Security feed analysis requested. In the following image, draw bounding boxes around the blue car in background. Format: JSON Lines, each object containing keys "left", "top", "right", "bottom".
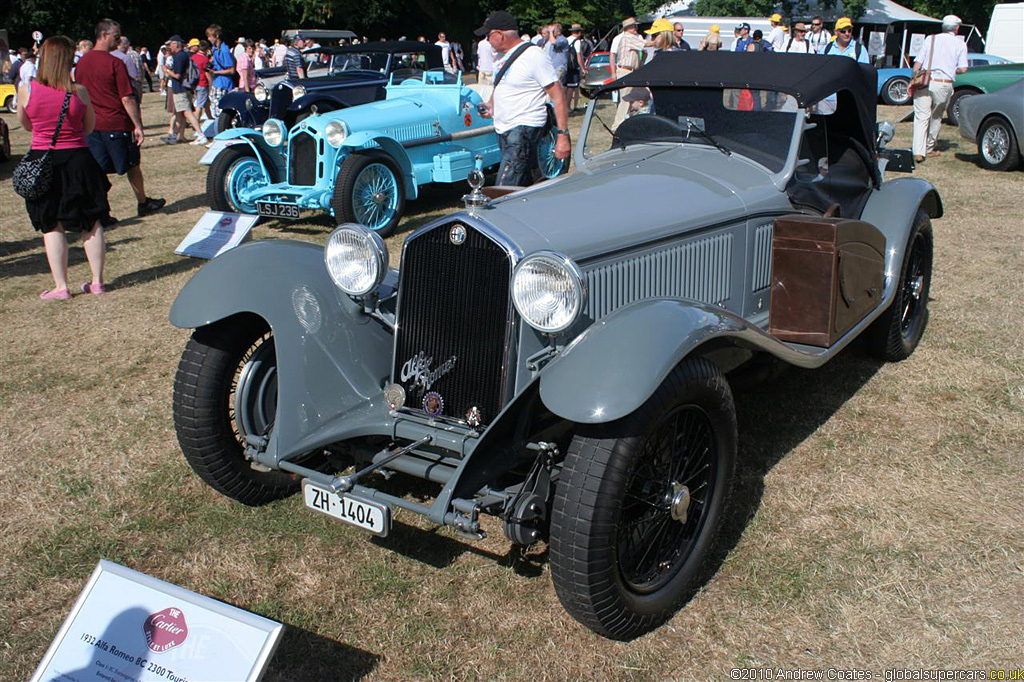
{"left": 205, "top": 69, "right": 567, "bottom": 236}
{"left": 876, "top": 53, "right": 1014, "bottom": 106}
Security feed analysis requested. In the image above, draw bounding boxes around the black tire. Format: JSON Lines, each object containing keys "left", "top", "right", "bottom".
{"left": 866, "top": 210, "right": 933, "bottom": 362}
{"left": 550, "top": 357, "right": 737, "bottom": 640}
{"left": 4, "top": 95, "right": 14, "bottom": 114}
{"left": 880, "top": 76, "right": 911, "bottom": 106}
{"left": 206, "top": 145, "right": 267, "bottom": 214}
{"left": 332, "top": 150, "right": 406, "bottom": 237}
{"left": 173, "top": 316, "right": 300, "bottom": 505}
{"left": 0, "top": 125, "right": 10, "bottom": 162}
{"left": 946, "top": 89, "right": 977, "bottom": 127}
{"left": 217, "top": 109, "right": 241, "bottom": 134}
{"left": 977, "top": 116, "right": 1021, "bottom": 171}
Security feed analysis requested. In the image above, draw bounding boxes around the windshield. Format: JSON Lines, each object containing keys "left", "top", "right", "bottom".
{"left": 329, "top": 52, "right": 392, "bottom": 74}
{"left": 584, "top": 86, "right": 799, "bottom": 172}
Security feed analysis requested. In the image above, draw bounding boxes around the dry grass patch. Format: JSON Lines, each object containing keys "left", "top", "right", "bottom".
{"left": 1, "top": 99, "right": 1022, "bottom": 680}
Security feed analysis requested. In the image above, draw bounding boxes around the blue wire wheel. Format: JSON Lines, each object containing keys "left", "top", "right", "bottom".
{"left": 537, "top": 127, "right": 569, "bottom": 179}
{"left": 351, "top": 162, "right": 400, "bottom": 230}
{"left": 226, "top": 156, "right": 264, "bottom": 213}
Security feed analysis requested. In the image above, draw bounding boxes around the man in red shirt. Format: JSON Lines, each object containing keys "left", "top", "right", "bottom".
{"left": 75, "top": 18, "right": 164, "bottom": 216}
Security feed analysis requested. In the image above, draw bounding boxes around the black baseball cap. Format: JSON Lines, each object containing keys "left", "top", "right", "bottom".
{"left": 475, "top": 11, "right": 519, "bottom": 36}
{"left": 167, "top": 34, "right": 184, "bottom": 44}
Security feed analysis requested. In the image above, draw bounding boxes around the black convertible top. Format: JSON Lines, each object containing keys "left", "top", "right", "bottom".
{"left": 318, "top": 40, "right": 442, "bottom": 56}
{"left": 603, "top": 51, "right": 878, "bottom": 151}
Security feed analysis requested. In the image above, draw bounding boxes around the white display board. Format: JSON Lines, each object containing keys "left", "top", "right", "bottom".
{"left": 908, "top": 33, "right": 926, "bottom": 56}
{"left": 868, "top": 31, "right": 886, "bottom": 57}
{"left": 30, "top": 560, "right": 283, "bottom": 682}
{"left": 175, "top": 211, "right": 258, "bottom": 259}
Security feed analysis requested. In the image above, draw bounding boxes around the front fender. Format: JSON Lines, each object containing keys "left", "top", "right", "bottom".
{"left": 289, "top": 94, "right": 349, "bottom": 115}
{"left": 170, "top": 240, "right": 394, "bottom": 461}
{"left": 211, "top": 129, "right": 285, "bottom": 182}
{"left": 341, "top": 131, "right": 416, "bottom": 199}
{"left": 539, "top": 298, "right": 856, "bottom": 424}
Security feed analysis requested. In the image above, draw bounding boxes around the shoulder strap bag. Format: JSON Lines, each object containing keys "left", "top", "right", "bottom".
{"left": 910, "top": 35, "right": 934, "bottom": 94}
{"left": 13, "top": 89, "right": 72, "bottom": 201}
{"left": 493, "top": 42, "right": 535, "bottom": 88}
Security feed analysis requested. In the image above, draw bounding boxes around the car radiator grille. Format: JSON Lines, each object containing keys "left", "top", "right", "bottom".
{"left": 393, "top": 224, "right": 512, "bottom": 426}
{"left": 289, "top": 132, "right": 317, "bottom": 186}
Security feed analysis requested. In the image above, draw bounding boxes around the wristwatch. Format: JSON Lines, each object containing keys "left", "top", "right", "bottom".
{"left": 554, "top": 128, "right": 570, "bottom": 136}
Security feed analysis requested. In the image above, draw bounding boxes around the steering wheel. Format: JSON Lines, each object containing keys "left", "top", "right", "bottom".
{"left": 612, "top": 114, "right": 683, "bottom": 147}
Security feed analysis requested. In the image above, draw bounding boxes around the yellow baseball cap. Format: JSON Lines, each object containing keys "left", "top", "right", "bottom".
{"left": 710, "top": 24, "right": 720, "bottom": 32}
{"left": 836, "top": 17, "right": 853, "bottom": 30}
{"left": 645, "top": 18, "right": 675, "bottom": 34}
{"left": 188, "top": 38, "right": 200, "bottom": 47}
{"left": 771, "top": 13, "right": 782, "bottom": 22}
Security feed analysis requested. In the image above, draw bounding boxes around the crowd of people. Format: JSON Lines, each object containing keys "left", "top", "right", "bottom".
{"left": 5, "top": 10, "right": 969, "bottom": 301}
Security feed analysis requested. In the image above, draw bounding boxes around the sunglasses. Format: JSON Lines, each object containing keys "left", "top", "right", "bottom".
{"left": 837, "top": 28, "right": 852, "bottom": 33}
{"left": 811, "top": 22, "right": 821, "bottom": 26}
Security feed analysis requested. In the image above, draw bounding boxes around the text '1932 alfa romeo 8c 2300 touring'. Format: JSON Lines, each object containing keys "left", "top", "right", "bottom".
{"left": 170, "top": 53, "right": 941, "bottom": 640}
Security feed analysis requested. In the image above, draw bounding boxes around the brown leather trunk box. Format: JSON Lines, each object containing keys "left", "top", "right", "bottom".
{"left": 769, "top": 215, "right": 886, "bottom": 348}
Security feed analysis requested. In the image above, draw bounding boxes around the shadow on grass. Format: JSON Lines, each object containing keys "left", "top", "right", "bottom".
{"left": 369, "top": 519, "right": 509, "bottom": 571}
{"left": 0, "top": 152, "right": 24, "bottom": 182}
{"left": 162, "top": 193, "right": 207, "bottom": 214}
{"left": 0, "top": 236, "right": 143, "bottom": 280}
{"left": 107, "top": 257, "right": 202, "bottom": 290}
{"left": 263, "top": 625, "right": 380, "bottom": 681}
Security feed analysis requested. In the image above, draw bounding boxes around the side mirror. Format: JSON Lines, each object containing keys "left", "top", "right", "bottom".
{"left": 876, "top": 121, "right": 895, "bottom": 148}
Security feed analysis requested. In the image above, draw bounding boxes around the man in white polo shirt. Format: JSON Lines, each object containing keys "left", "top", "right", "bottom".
{"left": 911, "top": 15, "right": 968, "bottom": 162}
{"left": 476, "top": 11, "right": 570, "bottom": 187}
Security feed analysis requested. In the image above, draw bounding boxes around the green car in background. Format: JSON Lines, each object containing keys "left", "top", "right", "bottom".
{"left": 948, "top": 63, "right": 1024, "bottom": 126}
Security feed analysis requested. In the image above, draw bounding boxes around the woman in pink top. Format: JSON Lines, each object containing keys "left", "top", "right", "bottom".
{"left": 236, "top": 39, "right": 256, "bottom": 92}
{"left": 17, "top": 35, "right": 112, "bottom": 300}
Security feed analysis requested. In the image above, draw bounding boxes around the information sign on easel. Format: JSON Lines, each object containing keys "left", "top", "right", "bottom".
{"left": 175, "top": 211, "right": 258, "bottom": 259}
{"left": 30, "top": 560, "right": 283, "bottom": 682}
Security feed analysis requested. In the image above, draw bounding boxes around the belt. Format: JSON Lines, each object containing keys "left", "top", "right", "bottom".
{"left": 930, "top": 77, "right": 953, "bottom": 83}
{"left": 618, "top": 66, "right": 634, "bottom": 71}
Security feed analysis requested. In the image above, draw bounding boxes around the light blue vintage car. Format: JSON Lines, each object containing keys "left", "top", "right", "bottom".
{"left": 171, "top": 53, "right": 940, "bottom": 641}
{"left": 204, "top": 69, "right": 566, "bottom": 236}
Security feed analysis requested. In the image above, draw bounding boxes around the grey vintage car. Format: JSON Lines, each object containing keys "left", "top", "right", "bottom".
{"left": 169, "top": 53, "right": 941, "bottom": 640}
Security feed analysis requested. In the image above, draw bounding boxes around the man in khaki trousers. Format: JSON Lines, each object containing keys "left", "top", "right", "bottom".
{"left": 911, "top": 15, "right": 968, "bottom": 162}
{"left": 611, "top": 17, "right": 645, "bottom": 129}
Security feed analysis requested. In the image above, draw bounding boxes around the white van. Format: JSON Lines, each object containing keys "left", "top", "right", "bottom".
{"left": 985, "top": 3, "right": 1024, "bottom": 62}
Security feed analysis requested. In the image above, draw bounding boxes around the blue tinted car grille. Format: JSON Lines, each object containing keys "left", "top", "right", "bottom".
{"left": 289, "top": 132, "right": 317, "bottom": 186}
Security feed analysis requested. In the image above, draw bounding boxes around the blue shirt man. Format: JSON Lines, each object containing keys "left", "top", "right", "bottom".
{"left": 210, "top": 41, "right": 235, "bottom": 89}
{"left": 823, "top": 17, "right": 870, "bottom": 64}
{"left": 733, "top": 23, "right": 752, "bottom": 51}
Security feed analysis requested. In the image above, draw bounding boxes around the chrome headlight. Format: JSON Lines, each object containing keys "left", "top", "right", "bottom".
{"left": 325, "top": 224, "right": 388, "bottom": 297}
{"left": 253, "top": 83, "right": 268, "bottom": 102}
{"left": 292, "top": 85, "right": 306, "bottom": 99}
{"left": 512, "top": 251, "right": 587, "bottom": 333}
{"left": 262, "top": 119, "right": 285, "bottom": 147}
{"left": 325, "top": 120, "right": 349, "bottom": 148}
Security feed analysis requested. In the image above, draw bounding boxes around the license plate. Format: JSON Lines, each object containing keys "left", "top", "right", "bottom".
{"left": 302, "top": 481, "right": 391, "bottom": 536}
{"left": 256, "top": 201, "right": 301, "bottom": 220}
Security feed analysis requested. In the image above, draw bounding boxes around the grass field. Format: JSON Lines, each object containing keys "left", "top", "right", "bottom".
{"left": 1, "top": 94, "right": 1021, "bottom": 681}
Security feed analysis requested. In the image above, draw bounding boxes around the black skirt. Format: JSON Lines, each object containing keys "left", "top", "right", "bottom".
{"left": 24, "top": 147, "right": 112, "bottom": 233}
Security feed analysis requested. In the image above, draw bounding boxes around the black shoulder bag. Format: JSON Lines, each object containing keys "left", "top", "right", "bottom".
{"left": 13, "top": 90, "right": 73, "bottom": 201}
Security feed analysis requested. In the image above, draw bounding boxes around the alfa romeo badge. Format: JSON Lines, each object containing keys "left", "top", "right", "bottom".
{"left": 449, "top": 224, "right": 466, "bottom": 245}
{"left": 423, "top": 391, "right": 444, "bottom": 418}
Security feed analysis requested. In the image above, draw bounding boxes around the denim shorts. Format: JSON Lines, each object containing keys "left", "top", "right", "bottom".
{"left": 86, "top": 130, "right": 140, "bottom": 175}
{"left": 194, "top": 86, "right": 209, "bottom": 108}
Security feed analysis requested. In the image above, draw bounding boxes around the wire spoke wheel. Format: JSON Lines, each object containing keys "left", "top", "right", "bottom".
{"left": 618, "top": 406, "right": 717, "bottom": 592}
{"left": 550, "top": 358, "right": 736, "bottom": 640}
{"left": 981, "top": 123, "right": 1009, "bottom": 165}
{"left": 536, "top": 127, "right": 568, "bottom": 179}
{"left": 334, "top": 152, "right": 405, "bottom": 237}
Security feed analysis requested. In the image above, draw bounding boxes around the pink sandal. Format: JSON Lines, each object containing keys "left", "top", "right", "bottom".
{"left": 81, "top": 282, "right": 106, "bottom": 295}
{"left": 40, "top": 288, "right": 72, "bottom": 300}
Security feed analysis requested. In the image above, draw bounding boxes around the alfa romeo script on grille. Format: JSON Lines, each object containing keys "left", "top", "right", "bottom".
{"left": 400, "top": 351, "right": 457, "bottom": 392}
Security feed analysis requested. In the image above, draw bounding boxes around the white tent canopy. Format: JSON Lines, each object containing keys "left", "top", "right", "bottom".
{"left": 647, "top": 0, "right": 941, "bottom": 24}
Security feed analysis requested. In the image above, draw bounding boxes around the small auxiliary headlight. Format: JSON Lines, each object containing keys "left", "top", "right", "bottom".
{"left": 325, "top": 120, "right": 349, "bottom": 148}
{"left": 292, "top": 85, "right": 306, "bottom": 99}
{"left": 262, "top": 119, "right": 285, "bottom": 147}
{"left": 253, "top": 83, "right": 268, "bottom": 102}
{"left": 512, "top": 251, "right": 587, "bottom": 334}
{"left": 324, "top": 223, "right": 388, "bottom": 297}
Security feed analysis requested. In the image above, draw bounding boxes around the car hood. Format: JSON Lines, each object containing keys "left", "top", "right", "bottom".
{"left": 475, "top": 145, "right": 788, "bottom": 262}
{"left": 301, "top": 86, "right": 481, "bottom": 138}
